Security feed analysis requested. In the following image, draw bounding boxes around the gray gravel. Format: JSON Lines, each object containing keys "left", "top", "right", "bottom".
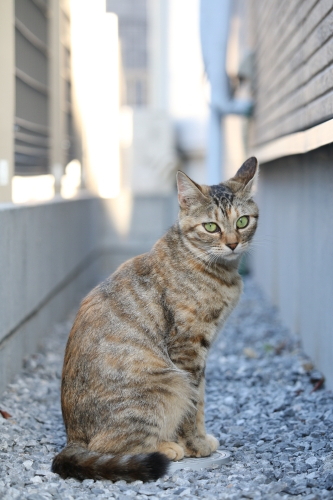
{"left": 1, "top": 277, "right": 333, "bottom": 499}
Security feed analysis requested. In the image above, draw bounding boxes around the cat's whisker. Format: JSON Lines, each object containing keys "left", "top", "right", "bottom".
{"left": 206, "top": 251, "right": 223, "bottom": 270}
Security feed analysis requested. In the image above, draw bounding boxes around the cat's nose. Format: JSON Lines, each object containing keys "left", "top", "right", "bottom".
{"left": 226, "top": 242, "right": 238, "bottom": 251}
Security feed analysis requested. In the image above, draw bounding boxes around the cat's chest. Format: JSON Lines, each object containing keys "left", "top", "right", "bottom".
{"left": 165, "top": 281, "right": 241, "bottom": 372}
{"left": 169, "top": 277, "right": 241, "bottom": 335}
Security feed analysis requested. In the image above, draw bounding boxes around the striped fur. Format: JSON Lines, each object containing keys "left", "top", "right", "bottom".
{"left": 52, "top": 157, "right": 259, "bottom": 482}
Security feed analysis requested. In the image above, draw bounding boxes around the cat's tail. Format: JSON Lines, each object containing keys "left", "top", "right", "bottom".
{"left": 51, "top": 443, "right": 170, "bottom": 482}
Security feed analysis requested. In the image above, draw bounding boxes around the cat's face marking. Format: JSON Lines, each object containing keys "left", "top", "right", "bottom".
{"left": 177, "top": 158, "right": 259, "bottom": 263}
{"left": 209, "top": 184, "right": 234, "bottom": 217}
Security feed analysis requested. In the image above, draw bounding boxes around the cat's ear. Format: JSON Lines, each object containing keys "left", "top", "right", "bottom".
{"left": 226, "top": 157, "right": 259, "bottom": 196}
{"left": 176, "top": 171, "right": 208, "bottom": 209}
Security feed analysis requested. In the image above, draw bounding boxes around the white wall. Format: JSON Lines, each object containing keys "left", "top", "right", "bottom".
{"left": 252, "top": 146, "right": 333, "bottom": 389}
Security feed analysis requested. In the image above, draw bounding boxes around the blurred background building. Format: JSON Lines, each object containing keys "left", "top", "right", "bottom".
{"left": 0, "top": 0, "right": 332, "bottom": 392}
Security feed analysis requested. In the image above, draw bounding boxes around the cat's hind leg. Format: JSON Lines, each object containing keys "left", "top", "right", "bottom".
{"left": 87, "top": 365, "right": 193, "bottom": 461}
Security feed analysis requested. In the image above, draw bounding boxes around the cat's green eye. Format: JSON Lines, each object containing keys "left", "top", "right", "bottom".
{"left": 236, "top": 216, "right": 249, "bottom": 229}
{"left": 204, "top": 222, "right": 219, "bottom": 233}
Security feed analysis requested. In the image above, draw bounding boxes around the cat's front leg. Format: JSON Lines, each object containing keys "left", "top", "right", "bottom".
{"left": 177, "top": 414, "right": 219, "bottom": 458}
{"left": 177, "top": 379, "right": 219, "bottom": 458}
{"left": 195, "top": 379, "right": 219, "bottom": 452}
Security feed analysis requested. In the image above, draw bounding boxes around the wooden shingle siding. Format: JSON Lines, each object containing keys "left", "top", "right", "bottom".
{"left": 252, "top": 0, "right": 333, "bottom": 146}
{"left": 256, "top": 0, "right": 322, "bottom": 99}
{"left": 257, "top": 6, "right": 333, "bottom": 119}
{"left": 258, "top": 35, "right": 333, "bottom": 129}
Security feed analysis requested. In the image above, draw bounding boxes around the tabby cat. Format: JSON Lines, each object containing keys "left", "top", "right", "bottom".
{"left": 52, "top": 157, "right": 259, "bottom": 482}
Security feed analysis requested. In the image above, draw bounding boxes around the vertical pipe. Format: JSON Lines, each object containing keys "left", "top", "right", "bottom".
{"left": 200, "top": 0, "right": 232, "bottom": 184}
{"left": 0, "top": 0, "right": 14, "bottom": 202}
{"left": 207, "top": 108, "right": 222, "bottom": 185}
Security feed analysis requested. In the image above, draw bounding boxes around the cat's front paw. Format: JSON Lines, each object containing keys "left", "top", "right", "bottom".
{"left": 180, "top": 434, "right": 220, "bottom": 458}
{"left": 205, "top": 434, "right": 219, "bottom": 452}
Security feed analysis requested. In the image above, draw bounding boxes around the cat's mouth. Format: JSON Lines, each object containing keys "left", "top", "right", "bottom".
{"left": 209, "top": 251, "right": 241, "bottom": 262}
{"left": 224, "top": 252, "right": 240, "bottom": 260}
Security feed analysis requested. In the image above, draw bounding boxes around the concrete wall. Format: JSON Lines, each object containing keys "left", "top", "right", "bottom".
{"left": 0, "top": 192, "right": 177, "bottom": 393}
{"left": 252, "top": 144, "right": 333, "bottom": 388}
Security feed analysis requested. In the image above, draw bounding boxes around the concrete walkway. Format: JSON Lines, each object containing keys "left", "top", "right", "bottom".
{"left": 0, "top": 278, "right": 333, "bottom": 499}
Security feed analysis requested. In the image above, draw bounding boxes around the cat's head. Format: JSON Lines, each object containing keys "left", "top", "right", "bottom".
{"left": 176, "top": 157, "right": 259, "bottom": 264}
